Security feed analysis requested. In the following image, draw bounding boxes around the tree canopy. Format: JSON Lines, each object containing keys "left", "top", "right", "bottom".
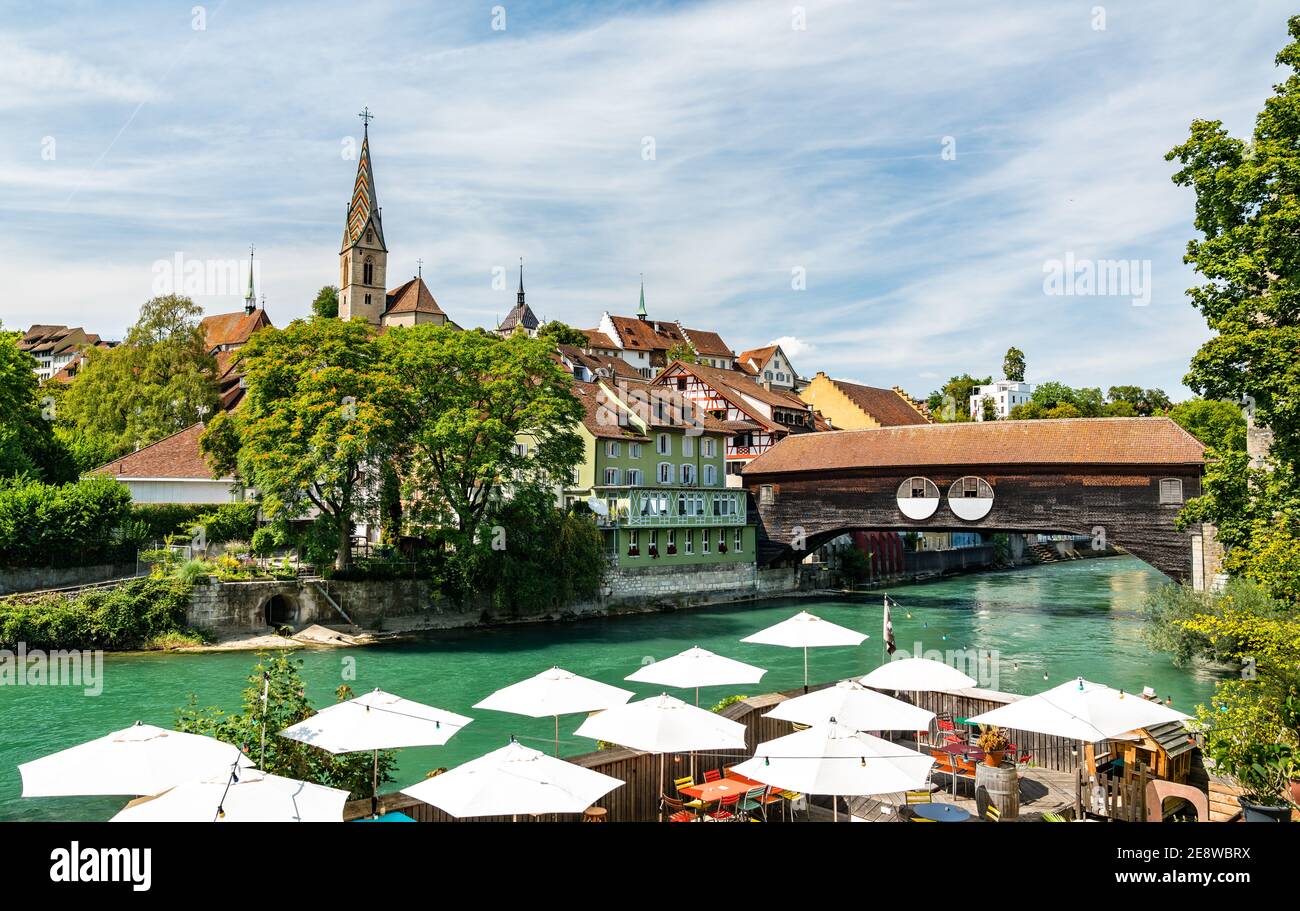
{"left": 1167, "top": 15, "right": 1300, "bottom": 555}
{"left": 925, "top": 374, "right": 990, "bottom": 422}
{"left": 537, "top": 320, "right": 588, "bottom": 347}
{"left": 58, "top": 295, "right": 218, "bottom": 461}
{"left": 0, "top": 323, "right": 75, "bottom": 481}
{"left": 1002, "top": 346, "right": 1025, "bottom": 382}
{"left": 312, "top": 286, "right": 339, "bottom": 319}
{"left": 380, "top": 325, "right": 584, "bottom": 548}
{"left": 203, "top": 317, "right": 398, "bottom": 570}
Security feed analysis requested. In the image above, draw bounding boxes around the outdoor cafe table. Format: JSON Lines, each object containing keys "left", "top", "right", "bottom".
{"left": 939, "top": 742, "right": 1017, "bottom": 761}
{"left": 680, "top": 776, "right": 755, "bottom": 804}
{"left": 912, "top": 803, "right": 971, "bottom": 823}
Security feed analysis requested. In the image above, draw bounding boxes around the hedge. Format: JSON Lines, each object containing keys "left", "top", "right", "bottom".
{"left": 130, "top": 501, "right": 258, "bottom": 545}
{"left": 0, "top": 576, "right": 194, "bottom": 649}
{"left": 0, "top": 476, "right": 133, "bottom": 567}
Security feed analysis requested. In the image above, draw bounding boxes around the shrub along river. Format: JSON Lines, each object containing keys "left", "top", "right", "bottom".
{"left": 0, "top": 556, "right": 1225, "bottom": 821}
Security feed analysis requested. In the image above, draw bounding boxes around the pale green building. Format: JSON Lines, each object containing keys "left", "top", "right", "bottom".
{"left": 566, "top": 379, "right": 755, "bottom": 569}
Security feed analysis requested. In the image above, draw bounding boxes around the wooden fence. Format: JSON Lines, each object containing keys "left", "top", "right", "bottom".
{"left": 347, "top": 683, "right": 1099, "bottom": 822}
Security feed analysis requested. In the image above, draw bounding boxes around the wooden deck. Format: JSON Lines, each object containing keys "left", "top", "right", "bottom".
{"left": 837, "top": 765, "right": 1078, "bottom": 823}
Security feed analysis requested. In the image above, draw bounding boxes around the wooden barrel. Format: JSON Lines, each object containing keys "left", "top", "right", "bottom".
{"left": 975, "top": 762, "right": 1020, "bottom": 820}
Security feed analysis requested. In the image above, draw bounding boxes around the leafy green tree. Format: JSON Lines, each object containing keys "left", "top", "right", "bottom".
{"left": 0, "top": 323, "right": 75, "bottom": 481}
{"left": 926, "top": 374, "right": 990, "bottom": 422}
{"left": 980, "top": 395, "right": 997, "bottom": 422}
{"left": 1107, "top": 385, "right": 1172, "bottom": 416}
{"left": 312, "top": 285, "right": 339, "bottom": 319}
{"left": 537, "top": 320, "right": 588, "bottom": 347}
{"left": 379, "top": 326, "right": 584, "bottom": 554}
{"left": 1169, "top": 399, "right": 1247, "bottom": 452}
{"left": 1167, "top": 16, "right": 1300, "bottom": 536}
{"left": 59, "top": 295, "right": 218, "bottom": 460}
{"left": 665, "top": 341, "right": 698, "bottom": 364}
{"left": 203, "top": 317, "right": 398, "bottom": 571}
{"left": 1002, "top": 346, "right": 1026, "bottom": 382}
{"left": 176, "top": 652, "right": 395, "bottom": 799}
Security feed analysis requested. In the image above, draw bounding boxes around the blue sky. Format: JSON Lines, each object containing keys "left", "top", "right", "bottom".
{"left": 1, "top": 0, "right": 1294, "bottom": 398}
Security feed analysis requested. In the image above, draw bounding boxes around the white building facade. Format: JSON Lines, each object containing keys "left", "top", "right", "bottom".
{"left": 969, "top": 380, "right": 1033, "bottom": 421}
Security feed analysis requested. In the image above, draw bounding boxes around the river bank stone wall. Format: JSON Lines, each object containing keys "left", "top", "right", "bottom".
{"left": 185, "top": 564, "right": 808, "bottom": 637}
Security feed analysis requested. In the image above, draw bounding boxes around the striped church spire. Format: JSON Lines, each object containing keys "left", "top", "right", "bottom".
{"left": 342, "top": 108, "right": 385, "bottom": 252}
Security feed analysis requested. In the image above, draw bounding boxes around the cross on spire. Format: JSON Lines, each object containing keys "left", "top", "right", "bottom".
{"left": 358, "top": 106, "right": 374, "bottom": 131}
{"left": 416, "top": 258, "right": 423, "bottom": 280}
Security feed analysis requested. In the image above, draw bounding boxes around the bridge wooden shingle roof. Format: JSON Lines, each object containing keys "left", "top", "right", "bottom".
{"left": 742, "top": 417, "right": 1205, "bottom": 475}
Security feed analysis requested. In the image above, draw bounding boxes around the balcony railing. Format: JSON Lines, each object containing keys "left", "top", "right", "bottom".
{"left": 581, "top": 486, "right": 747, "bottom": 528}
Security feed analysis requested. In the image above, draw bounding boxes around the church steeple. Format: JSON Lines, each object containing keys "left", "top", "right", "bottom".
{"left": 517, "top": 257, "right": 526, "bottom": 309}
{"left": 637, "top": 275, "right": 647, "bottom": 320}
{"left": 338, "top": 107, "right": 388, "bottom": 325}
{"left": 244, "top": 244, "right": 257, "bottom": 315}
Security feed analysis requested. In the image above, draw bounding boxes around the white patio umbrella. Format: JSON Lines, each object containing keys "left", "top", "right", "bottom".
{"left": 474, "top": 667, "right": 634, "bottom": 757}
{"left": 574, "top": 693, "right": 748, "bottom": 819}
{"left": 859, "top": 657, "right": 978, "bottom": 692}
{"left": 965, "top": 677, "right": 1190, "bottom": 743}
{"left": 860, "top": 657, "right": 979, "bottom": 753}
{"left": 625, "top": 646, "right": 767, "bottom": 706}
{"left": 765, "top": 679, "right": 935, "bottom": 733}
{"left": 741, "top": 611, "right": 868, "bottom": 691}
{"left": 402, "top": 737, "right": 624, "bottom": 820}
{"left": 279, "top": 688, "right": 471, "bottom": 815}
{"left": 111, "top": 769, "right": 349, "bottom": 822}
{"left": 731, "top": 718, "right": 935, "bottom": 821}
{"left": 19, "top": 722, "right": 252, "bottom": 798}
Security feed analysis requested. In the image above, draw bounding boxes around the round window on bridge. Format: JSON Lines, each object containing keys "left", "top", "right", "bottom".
{"left": 896, "top": 476, "right": 940, "bottom": 520}
{"left": 947, "top": 476, "right": 994, "bottom": 521}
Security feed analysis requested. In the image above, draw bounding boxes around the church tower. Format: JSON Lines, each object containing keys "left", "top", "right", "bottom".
{"left": 339, "top": 108, "right": 388, "bottom": 324}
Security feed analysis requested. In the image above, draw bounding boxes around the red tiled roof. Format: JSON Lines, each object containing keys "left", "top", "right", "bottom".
{"left": 557, "top": 344, "right": 643, "bottom": 381}
{"left": 601, "top": 378, "right": 731, "bottom": 434}
{"left": 609, "top": 316, "right": 674, "bottom": 351}
{"left": 737, "top": 345, "right": 779, "bottom": 370}
{"left": 385, "top": 277, "right": 447, "bottom": 316}
{"left": 90, "top": 424, "right": 226, "bottom": 480}
{"left": 666, "top": 360, "right": 807, "bottom": 411}
{"left": 581, "top": 329, "right": 619, "bottom": 350}
{"left": 605, "top": 316, "right": 733, "bottom": 359}
{"left": 681, "top": 328, "right": 733, "bottom": 358}
{"left": 818, "top": 378, "right": 931, "bottom": 427}
{"left": 573, "top": 381, "right": 649, "bottom": 441}
{"left": 201, "top": 309, "right": 270, "bottom": 351}
{"left": 742, "top": 417, "right": 1207, "bottom": 475}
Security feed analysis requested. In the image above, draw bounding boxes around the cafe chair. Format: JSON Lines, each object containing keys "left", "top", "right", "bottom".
{"left": 707, "top": 793, "right": 741, "bottom": 822}
{"left": 985, "top": 804, "right": 1002, "bottom": 823}
{"left": 738, "top": 785, "right": 770, "bottom": 822}
{"left": 674, "top": 775, "right": 704, "bottom": 812}
{"left": 661, "top": 794, "right": 698, "bottom": 823}
{"left": 703, "top": 768, "right": 723, "bottom": 783}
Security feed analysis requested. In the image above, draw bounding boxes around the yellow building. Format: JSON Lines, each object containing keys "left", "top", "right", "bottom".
{"left": 798, "top": 372, "right": 930, "bottom": 430}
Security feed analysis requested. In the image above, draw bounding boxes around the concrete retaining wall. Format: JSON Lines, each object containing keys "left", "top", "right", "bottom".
{"left": 186, "top": 563, "right": 810, "bottom": 636}
{"left": 0, "top": 562, "right": 140, "bottom": 596}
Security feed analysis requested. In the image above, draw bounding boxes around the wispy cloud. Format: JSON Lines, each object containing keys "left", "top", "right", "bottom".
{"left": 0, "top": 0, "right": 1294, "bottom": 397}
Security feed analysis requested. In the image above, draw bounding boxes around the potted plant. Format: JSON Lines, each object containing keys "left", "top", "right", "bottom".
{"left": 976, "top": 725, "right": 1010, "bottom": 768}
{"left": 649, "top": 545, "right": 659, "bottom": 559}
{"left": 718, "top": 542, "right": 728, "bottom": 553}
{"left": 1215, "top": 742, "right": 1294, "bottom": 822}
{"left": 627, "top": 544, "right": 639, "bottom": 557}
{"left": 666, "top": 543, "right": 677, "bottom": 555}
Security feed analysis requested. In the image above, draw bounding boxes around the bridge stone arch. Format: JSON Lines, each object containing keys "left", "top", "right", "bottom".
{"left": 741, "top": 417, "right": 1207, "bottom": 582}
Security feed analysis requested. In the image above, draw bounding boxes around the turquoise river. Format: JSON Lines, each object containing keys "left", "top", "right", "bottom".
{"left": 0, "top": 557, "right": 1225, "bottom": 821}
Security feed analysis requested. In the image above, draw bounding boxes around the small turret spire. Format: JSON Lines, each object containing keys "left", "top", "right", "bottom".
{"left": 245, "top": 244, "right": 256, "bottom": 314}
{"left": 637, "top": 274, "right": 647, "bottom": 320}
{"left": 517, "top": 257, "right": 525, "bottom": 308}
